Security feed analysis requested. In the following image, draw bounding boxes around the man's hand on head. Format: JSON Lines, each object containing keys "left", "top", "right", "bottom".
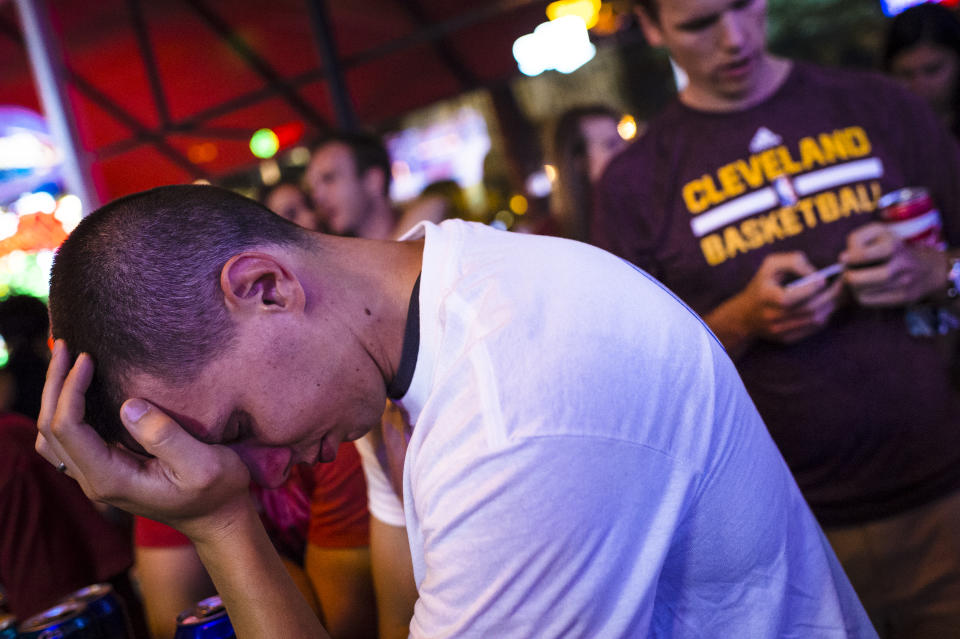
{"left": 35, "top": 340, "right": 253, "bottom": 544}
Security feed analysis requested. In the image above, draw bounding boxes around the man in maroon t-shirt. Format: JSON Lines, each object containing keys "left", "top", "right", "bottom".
{"left": 593, "top": 1, "right": 960, "bottom": 637}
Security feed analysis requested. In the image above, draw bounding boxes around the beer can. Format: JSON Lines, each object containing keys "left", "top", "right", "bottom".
{"left": 0, "top": 614, "right": 18, "bottom": 639}
{"left": 173, "top": 596, "right": 236, "bottom": 639}
{"left": 64, "top": 583, "right": 131, "bottom": 639}
{"left": 877, "top": 187, "right": 946, "bottom": 249}
{"left": 18, "top": 601, "right": 96, "bottom": 639}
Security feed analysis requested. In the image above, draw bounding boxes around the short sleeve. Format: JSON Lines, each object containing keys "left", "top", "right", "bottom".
{"left": 355, "top": 433, "right": 405, "bottom": 527}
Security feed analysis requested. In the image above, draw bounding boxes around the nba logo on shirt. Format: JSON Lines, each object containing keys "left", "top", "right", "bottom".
{"left": 773, "top": 175, "right": 798, "bottom": 206}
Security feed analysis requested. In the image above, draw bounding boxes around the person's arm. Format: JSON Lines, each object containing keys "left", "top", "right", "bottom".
{"left": 304, "top": 544, "right": 376, "bottom": 639}
{"left": 841, "top": 222, "right": 960, "bottom": 310}
{"left": 135, "top": 544, "right": 216, "bottom": 639}
{"left": 369, "top": 517, "right": 417, "bottom": 639}
{"left": 703, "top": 252, "right": 845, "bottom": 359}
{"left": 35, "top": 342, "right": 330, "bottom": 639}
{"left": 192, "top": 505, "right": 328, "bottom": 639}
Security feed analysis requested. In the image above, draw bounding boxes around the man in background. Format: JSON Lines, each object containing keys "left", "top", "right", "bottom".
{"left": 305, "top": 132, "right": 398, "bottom": 239}
{"left": 593, "top": 1, "right": 960, "bottom": 635}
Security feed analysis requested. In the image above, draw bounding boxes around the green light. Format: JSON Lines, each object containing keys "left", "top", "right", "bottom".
{"left": 250, "top": 128, "right": 280, "bottom": 159}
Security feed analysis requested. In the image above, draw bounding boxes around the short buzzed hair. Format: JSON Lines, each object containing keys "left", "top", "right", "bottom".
{"left": 49, "top": 184, "right": 313, "bottom": 444}
{"left": 312, "top": 131, "right": 393, "bottom": 195}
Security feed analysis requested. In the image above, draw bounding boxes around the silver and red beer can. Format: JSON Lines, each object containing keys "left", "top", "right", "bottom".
{"left": 17, "top": 601, "right": 97, "bottom": 639}
{"left": 877, "top": 187, "right": 946, "bottom": 249}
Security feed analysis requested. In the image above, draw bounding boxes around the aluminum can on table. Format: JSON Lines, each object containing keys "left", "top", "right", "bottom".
{"left": 173, "top": 596, "right": 235, "bottom": 639}
{"left": 877, "top": 186, "right": 946, "bottom": 249}
{"left": 63, "top": 583, "right": 131, "bottom": 639}
{"left": 0, "top": 614, "right": 17, "bottom": 639}
{"left": 18, "top": 601, "right": 96, "bottom": 639}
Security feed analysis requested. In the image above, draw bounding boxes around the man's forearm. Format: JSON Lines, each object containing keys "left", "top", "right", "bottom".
{"left": 193, "top": 503, "right": 330, "bottom": 639}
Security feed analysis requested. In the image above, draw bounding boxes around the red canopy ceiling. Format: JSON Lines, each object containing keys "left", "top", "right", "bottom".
{"left": 0, "top": 0, "right": 551, "bottom": 201}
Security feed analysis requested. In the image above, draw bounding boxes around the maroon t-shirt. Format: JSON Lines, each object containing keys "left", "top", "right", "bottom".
{"left": 594, "top": 62, "right": 960, "bottom": 526}
{"left": 0, "top": 412, "right": 134, "bottom": 619}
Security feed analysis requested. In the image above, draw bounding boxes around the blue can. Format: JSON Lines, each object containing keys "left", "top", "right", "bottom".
{"left": 18, "top": 601, "right": 96, "bottom": 639}
{"left": 64, "top": 583, "right": 131, "bottom": 639}
{"left": 0, "top": 614, "right": 17, "bottom": 639}
{"left": 173, "top": 596, "right": 235, "bottom": 639}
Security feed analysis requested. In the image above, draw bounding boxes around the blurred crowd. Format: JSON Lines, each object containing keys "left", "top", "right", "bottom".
{"left": 5, "top": 2, "right": 960, "bottom": 638}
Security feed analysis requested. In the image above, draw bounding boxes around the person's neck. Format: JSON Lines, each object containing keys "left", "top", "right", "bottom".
{"left": 357, "top": 202, "right": 396, "bottom": 240}
{"left": 681, "top": 55, "right": 792, "bottom": 113}
{"left": 314, "top": 235, "right": 423, "bottom": 388}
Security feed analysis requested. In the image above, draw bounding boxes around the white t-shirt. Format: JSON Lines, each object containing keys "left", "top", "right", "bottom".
{"left": 357, "top": 220, "right": 875, "bottom": 638}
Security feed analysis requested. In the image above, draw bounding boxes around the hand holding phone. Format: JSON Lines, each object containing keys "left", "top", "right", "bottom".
{"left": 783, "top": 262, "right": 844, "bottom": 291}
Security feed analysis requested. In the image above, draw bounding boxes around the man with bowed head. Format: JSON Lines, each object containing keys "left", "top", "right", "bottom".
{"left": 37, "top": 184, "right": 872, "bottom": 637}
{"left": 593, "top": 0, "right": 960, "bottom": 636}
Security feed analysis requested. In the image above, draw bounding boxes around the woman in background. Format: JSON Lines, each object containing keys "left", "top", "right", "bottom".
{"left": 549, "top": 105, "right": 633, "bottom": 241}
{"left": 883, "top": 2, "right": 960, "bottom": 138}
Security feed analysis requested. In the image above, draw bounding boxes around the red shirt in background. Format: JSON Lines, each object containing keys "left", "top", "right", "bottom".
{"left": 135, "top": 441, "right": 369, "bottom": 559}
{"left": 0, "top": 412, "right": 134, "bottom": 619}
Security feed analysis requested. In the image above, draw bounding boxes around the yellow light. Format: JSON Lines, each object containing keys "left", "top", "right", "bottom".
{"left": 509, "top": 194, "right": 529, "bottom": 215}
{"left": 289, "top": 146, "right": 311, "bottom": 166}
{"left": 259, "top": 158, "right": 281, "bottom": 186}
{"left": 546, "top": 0, "right": 601, "bottom": 29}
{"left": 618, "top": 114, "right": 638, "bottom": 140}
{"left": 544, "top": 164, "right": 557, "bottom": 182}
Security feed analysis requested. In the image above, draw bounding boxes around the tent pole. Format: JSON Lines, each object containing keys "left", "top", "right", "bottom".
{"left": 14, "top": 0, "right": 100, "bottom": 211}
{"left": 306, "top": 0, "right": 357, "bottom": 132}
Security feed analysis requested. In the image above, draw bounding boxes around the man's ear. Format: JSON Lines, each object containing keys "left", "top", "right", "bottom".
{"left": 219, "top": 252, "right": 305, "bottom": 314}
{"left": 635, "top": 5, "right": 664, "bottom": 48}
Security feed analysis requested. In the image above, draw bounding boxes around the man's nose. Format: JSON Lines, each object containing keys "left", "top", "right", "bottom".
{"left": 717, "top": 12, "right": 746, "bottom": 51}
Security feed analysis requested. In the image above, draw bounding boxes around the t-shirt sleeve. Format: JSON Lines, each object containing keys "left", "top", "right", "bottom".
{"left": 354, "top": 432, "right": 406, "bottom": 527}
{"left": 307, "top": 442, "right": 371, "bottom": 548}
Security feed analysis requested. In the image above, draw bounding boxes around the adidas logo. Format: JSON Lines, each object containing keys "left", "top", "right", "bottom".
{"left": 749, "top": 127, "right": 782, "bottom": 153}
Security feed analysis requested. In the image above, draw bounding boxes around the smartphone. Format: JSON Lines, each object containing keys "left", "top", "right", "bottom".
{"left": 783, "top": 262, "right": 844, "bottom": 291}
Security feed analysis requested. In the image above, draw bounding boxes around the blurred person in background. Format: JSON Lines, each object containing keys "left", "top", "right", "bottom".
{"left": 883, "top": 2, "right": 960, "bottom": 139}
{"left": 549, "top": 105, "right": 633, "bottom": 241}
{"left": 0, "top": 295, "right": 50, "bottom": 420}
{"left": 392, "top": 179, "right": 470, "bottom": 239}
{"left": 305, "top": 132, "right": 398, "bottom": 240}
{"left": 0, "top": 295, "right": 148, "bottom": 635}
{"left": 261, "top": 179, "right": 327, "bottom": 232}
{"left": 593, "top": 0, "right": 960, "bottom": 636}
